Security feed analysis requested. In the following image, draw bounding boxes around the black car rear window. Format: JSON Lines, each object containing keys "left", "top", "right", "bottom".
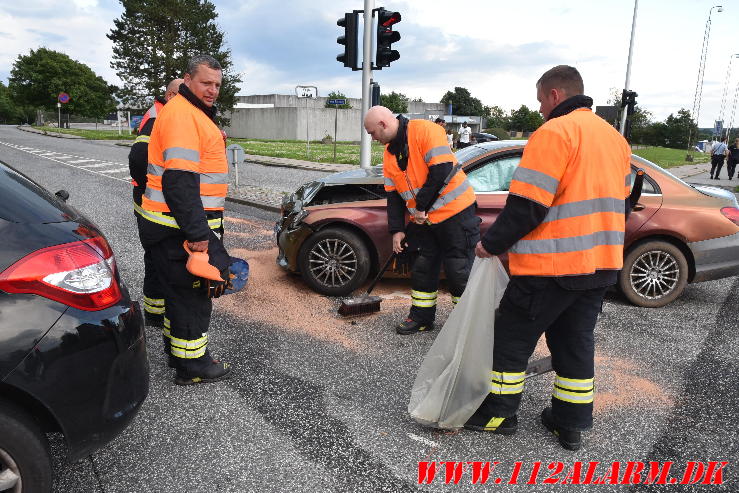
{"left": 0, "top": 163, "right": 74, "bottom": 223}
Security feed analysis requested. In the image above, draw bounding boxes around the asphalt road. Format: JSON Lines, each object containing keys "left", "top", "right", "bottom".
{"left": 0, "top": 125, "right": 737, "bottom": 492}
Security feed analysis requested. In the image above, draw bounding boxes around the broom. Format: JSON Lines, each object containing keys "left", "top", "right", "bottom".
{"left": 338, "top": 251, "right": 396, "bottom": 316}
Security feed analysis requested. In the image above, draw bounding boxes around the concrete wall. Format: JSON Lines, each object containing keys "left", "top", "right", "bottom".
{"left": 223, "top": 106, "right": 365, "bottom": 141}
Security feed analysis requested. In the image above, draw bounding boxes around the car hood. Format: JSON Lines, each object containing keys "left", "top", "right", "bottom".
{"left": 693, "top": 185, "right": 739, "bottom": 207}
{"left": 319, "top": 166, "right": 384, "bottom": 185}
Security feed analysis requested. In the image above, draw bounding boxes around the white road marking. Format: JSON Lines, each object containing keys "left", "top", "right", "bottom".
{"left": 407, "top": 433, "right": 439, "bottom": 448}
{"left": 78, "top": 162, "right": 117, "bottom": 168}
{"left": 99, "top": 168, "right": 128, "bottom": 173}
{"left": 69, "top": 159, "right": 96, "bottom": 164}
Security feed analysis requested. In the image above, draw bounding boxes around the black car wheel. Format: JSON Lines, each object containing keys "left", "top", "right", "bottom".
{"left": 619, "top": 240, "right": 688, "bottom": 308}
{"left": 0, "top": 401, "right": 52, "bottom": 493}
{"left": 298, "top": 228, "right": 371, "bottom": 296}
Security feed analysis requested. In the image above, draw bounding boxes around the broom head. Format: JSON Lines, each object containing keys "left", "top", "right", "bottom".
{"left": 338, "top": 295, "right": 382, "bottom": 317}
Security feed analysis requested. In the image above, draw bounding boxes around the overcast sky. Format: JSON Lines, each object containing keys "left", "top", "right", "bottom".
{"left": 1, "top": 0, "right": 738, "bottom": 127}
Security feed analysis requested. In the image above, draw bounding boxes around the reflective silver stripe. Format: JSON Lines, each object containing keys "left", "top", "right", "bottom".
{"left": 170, "top": 333, "right": 208, "bottom": 349}
{"left": 412, "top": 299, "right": 436, "bottom": 308}
{"left": 163, "top": 147, "right": 200, "bottom": 163}
{"left": 552, "top": 387, "right": 594, "bottom": 404}
{"left": 200, "top": 172, "right": 229, "bottom": 184}
{"left": 147, "top": 163, "right": 164, "bottom": 176}
{"left": 625, "top": 174, "right": 632, "bottom": 187}
{"left": 554, "top": 375, "right": 594, "bottom": 390}
{"left": 134, "top": 135, "right": 150, "bottom": 144}
{"left": 543, "top": 198, "right": 624, "bottom": 223}
{"left": 148, "top": 105, "right": 157, "bottom": 118}
{"left": 511, "top": 230, "right": 624, "bottom": 255}
{"left": 424, "top": 145, "right": 453, "bottom": 163}
{"left": 144, "top": 188, "right": 167, "bottom": 203}
{"left": 384, "top": 177, "right": 395, "bottom": 188}
{"left": 408, "top": 207, "right": 418, "bottom": 215}
{"left": 429, "top": 179, "right": 472, "bottom": 212}
{"left": 201, "top": 195, "right": 226, "bottom": 209}
{"left": 512, "top": 167, "right": 560, "bottom": 195}
{"left": 451, "top": 296, "right": 460, "bottom": 304}
{"left": 491, "top": 382, "right": 524, "bottom": 394}
{"left": 411, "top": 290, "right": 437, "bottom": 299}
{"left": 135, "top": 201, "right": 222, "bottom": 229}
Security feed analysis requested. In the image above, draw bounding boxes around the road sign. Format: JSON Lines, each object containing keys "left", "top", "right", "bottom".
{"left": 130, "top": 115, "right": 143, "bottom": 130}
{"left": 295, "top": 86, "right": 318, "bottom": 98}
{"left": 58, "top": 92, "right": 70, "bottom": 104}
{"left": 328, "top": 99, "right": 346, "bottom": 105}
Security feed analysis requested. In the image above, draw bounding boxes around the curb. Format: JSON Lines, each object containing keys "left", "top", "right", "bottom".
{"left": 17, "top": 125, "right": 84, "bottom": 139}
{"left": 243, "top": 155, "right": 354, "bottom": 173}
{"left": 225, "top": 195, "right": 280, "bottom": 213}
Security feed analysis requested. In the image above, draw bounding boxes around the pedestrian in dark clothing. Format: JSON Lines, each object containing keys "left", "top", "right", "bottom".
{"left": 129, "top": 78, "right": 183, "bottom": 327}
{"left": 710, "top": 137, "right": 728, "bottom": 179}
{"left": 727, "top": 137, "right": 739, "bottom": 180}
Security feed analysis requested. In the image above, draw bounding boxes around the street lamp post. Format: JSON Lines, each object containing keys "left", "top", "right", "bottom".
{"left": 727, "top": 80, "right": 739, "bottom": 141}
{"left": 686, "top": 4, "right": 722, "bottom": 159}
{"left": 620, "top": 0, "right": 639, "bottom": 136}
{"left": 718, "top": 53, "right": 739, "bottom": 139}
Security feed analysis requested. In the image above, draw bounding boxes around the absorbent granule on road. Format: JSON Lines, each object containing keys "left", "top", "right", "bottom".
{"left": 216, "top": 246, "right": 368, "bottom": 351}
{"left": 594, "top": 354, "right": 674, "bottom": 413}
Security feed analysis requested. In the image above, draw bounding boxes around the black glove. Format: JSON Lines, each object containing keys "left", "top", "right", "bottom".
{"left": 204, "top": 267, "right": 231, "bottom": 299}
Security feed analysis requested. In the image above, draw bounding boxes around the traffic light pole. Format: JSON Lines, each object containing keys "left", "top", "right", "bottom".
{"left": 359, "top": 0, "right": 375, "bottom": 169}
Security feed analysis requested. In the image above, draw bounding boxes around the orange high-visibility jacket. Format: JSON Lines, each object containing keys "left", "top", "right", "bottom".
{"left": 138, "top": 99, "right": 163, "bottom": 133}
{"left": 142, "top": 94, "right": 228, "bottom": 212}
{"left": 383, "top": 119, "right": 475, "bottom": 224}
{"left": 508, "top": 108, "right": 632, "bottom": 276}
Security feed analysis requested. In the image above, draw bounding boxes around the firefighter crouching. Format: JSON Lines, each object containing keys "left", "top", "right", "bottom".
{"left": 139, "top": 55, "right": 231, "bottom": 385}
{"left": 129, "top": 77, "right": 183, "bottom": 327}
{"left": 364, "top": 106, "right": 481, "bottom": 335}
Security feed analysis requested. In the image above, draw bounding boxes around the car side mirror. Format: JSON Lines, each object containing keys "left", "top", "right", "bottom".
{"left": 55, "top": 190, "right": 70, "bottom": 202}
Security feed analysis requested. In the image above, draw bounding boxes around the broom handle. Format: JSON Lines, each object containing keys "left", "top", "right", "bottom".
{"left": 364, "top": 252, "right": 396, "bottom": 296}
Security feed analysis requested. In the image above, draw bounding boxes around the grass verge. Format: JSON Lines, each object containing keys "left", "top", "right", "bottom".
{"left": 229, "top": 139, "right": 385, "bottom": 166}
{"left": 32, "top": 126, "right": 136, "bottom": 140}
{"left": 632, "top": 146, "right": 709, "bottom": 169}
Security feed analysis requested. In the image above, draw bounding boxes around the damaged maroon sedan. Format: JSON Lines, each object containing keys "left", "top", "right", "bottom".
{"left": 275, "top": 141, "right": 739, "bottom": 308}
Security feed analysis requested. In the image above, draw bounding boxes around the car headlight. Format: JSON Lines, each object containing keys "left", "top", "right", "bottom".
{"left": 289, "top": 210, "right": 309, "bottom": 229}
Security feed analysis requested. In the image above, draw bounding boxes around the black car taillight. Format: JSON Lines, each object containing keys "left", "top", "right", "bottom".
{"left": 0, "top": 235, "right": 121, "bottom": 311}
{"left": 721, "top": 207, "right": 739, "bottom": 226}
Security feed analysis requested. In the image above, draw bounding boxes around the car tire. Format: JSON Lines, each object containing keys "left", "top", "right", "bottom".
{"left": 298, "top": 228, "right": 371, "bottom": 296}
{"left": 619, "top": 240, "right": 689, "bottom": 308}
{"left": 0, "top": 400, "right": 52, "bottom": 493}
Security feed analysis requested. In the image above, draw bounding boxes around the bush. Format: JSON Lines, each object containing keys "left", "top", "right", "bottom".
{"left": 485, "top": 127, "right": 510, "bottom": 140}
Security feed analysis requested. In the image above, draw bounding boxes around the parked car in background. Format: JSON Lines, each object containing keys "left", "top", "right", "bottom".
{"left": 275, "top": 141, "right": 739, "bottom": 308}
{"left": 0, "top": 161, "right": 148, "bottom": 492}
{"left": 471, "top": 132, "right": 499, "bottom": 143}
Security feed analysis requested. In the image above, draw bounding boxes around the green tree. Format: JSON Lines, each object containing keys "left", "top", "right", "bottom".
{"left": 661, "top": 109, "right": 696, "bottom": 149}
{"left": 324, "top": 91, "right": 352, "bottom": 109}
{"left": 0, "top": 82, "right": 17, "bottom": 123}
{"left": 508, "top": 105, "right": 544, "bottom": 132}
{"left": 483, "top": 105, "right": 509, "bottom": 129}
{"left": 108, "top": 0, "right": 241, "bottom": 121}
{"left": 379, "top": 91, "right": 408, "bottom": 113}
{"left": 440, "top": 87, "right": 484, "bottom": 116}
{"left": 8, "top": 47, "right": 117, "bottom": 119}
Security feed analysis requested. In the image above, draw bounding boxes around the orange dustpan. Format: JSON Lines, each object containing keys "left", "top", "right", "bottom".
{"left": 183, "top": 241, "right": 223, "bottom": 281}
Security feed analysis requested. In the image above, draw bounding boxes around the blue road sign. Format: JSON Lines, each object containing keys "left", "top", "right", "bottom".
{"left": 328, "top": 99, "right": 346, "bottom": 105}
{"left": 131, "top": 115, "right": 143, "bottom": 129}
{"left": 58, "top": 92, "right": 70, "bottom": 104}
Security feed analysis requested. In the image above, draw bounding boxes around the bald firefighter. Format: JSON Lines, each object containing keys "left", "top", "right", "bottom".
{"left": 364, "top": 106, "right": 480, "bottom": 334}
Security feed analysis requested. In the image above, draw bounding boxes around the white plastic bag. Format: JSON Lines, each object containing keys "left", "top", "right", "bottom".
{"left": 408, "top": 256, "right": 508, "bottom": 429}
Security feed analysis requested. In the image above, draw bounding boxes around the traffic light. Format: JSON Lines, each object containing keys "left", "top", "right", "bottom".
{"left": 375, "top": 8, "right": 401, "bottom": 69}
{"left": 337, "top": 12, "right": 359, "bottom": 70}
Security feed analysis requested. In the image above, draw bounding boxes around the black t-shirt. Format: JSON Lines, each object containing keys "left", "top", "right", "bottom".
{"left": 729, "top": 144, "right": 739, "bottom": 162}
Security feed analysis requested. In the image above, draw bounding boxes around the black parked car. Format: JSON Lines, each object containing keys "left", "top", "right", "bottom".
{"left": 0, "top": 161, "right": 149, "bottom": 492}
{"left": 471, "top": 132, "right": 499, "bottom": 143}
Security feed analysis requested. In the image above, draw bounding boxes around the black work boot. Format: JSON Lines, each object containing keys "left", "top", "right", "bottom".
{"left": 464, "top": 411, "right": 518, "bottom": 435}
{"left": 174, "top": 352, "right": 232, "bottom": 386}
{"left": 396, "top": 318, "right": 435, "bottom": 335}
{"left": 541, "top": 407, "right": 581, "bottom": 451}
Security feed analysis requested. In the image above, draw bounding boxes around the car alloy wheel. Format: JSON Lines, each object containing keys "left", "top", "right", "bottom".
{"left": 298, "top": 228, "right": 371, "bottom": 296}
{"left": 619, "top": 240, "right": 689, "bottom": 308}
{"left": 0, "top": 448, "right": 20, "bottom": 493}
